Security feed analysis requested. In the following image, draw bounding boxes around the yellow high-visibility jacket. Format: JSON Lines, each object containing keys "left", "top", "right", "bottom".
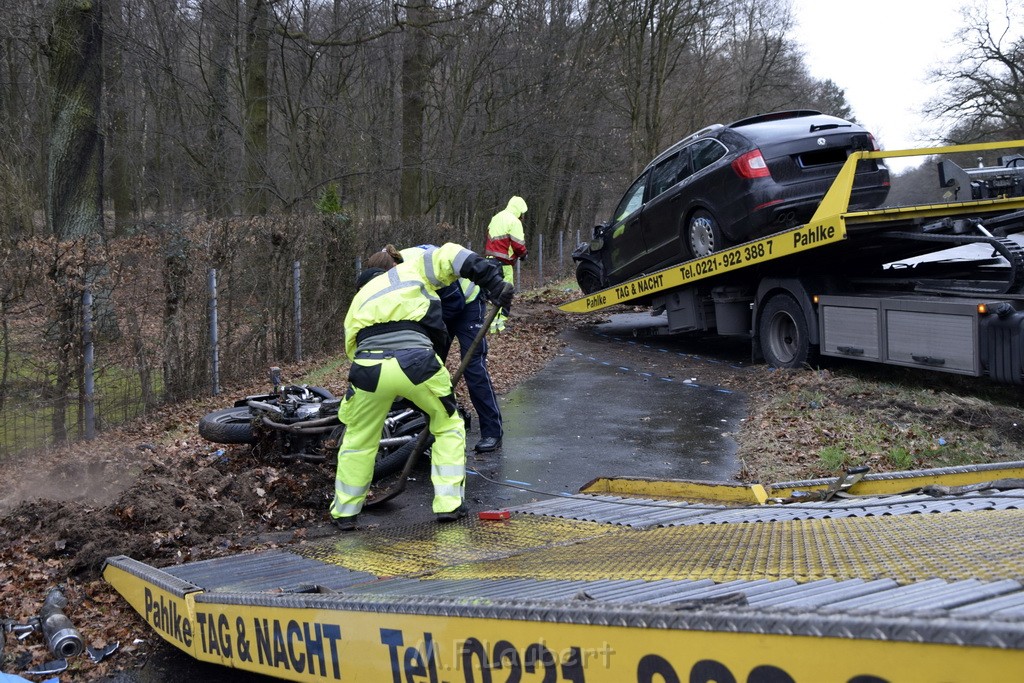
{"left": 344, "top": 243, "right": 496, "bottom": 359}
{"left": 484, "top": 196, "right": 528, "bottom": 265}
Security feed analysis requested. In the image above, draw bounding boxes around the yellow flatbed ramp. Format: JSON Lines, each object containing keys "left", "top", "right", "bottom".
{"left": 105, "top": 462, "right": 1024, "bottom": 682}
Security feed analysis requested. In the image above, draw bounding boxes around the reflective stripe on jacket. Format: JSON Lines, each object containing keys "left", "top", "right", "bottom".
{"left": 484, "top": 196, "right": 528, "bottom": 264}
{"left": 344, "top": 243, "right": 473, "bottom": 359}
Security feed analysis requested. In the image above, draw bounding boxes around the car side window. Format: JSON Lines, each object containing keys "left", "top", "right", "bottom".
{"left": 648, "top": 153, "right": 689, "bottom": 200}
{"left": 691, "top": 139, "right": 727, "bottom": 172}
{"left": 613, "top": 174, "right": 647, "bottom": 222}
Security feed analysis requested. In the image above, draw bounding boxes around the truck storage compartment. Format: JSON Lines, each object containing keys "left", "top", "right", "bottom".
{"left": 819, "top": 296, "right": 982, "bottom": 376}
{"left": 711, "top": 286, "right": 753, "bottom": 336}
{"left": 819, "top": 296, "right": 881, "bottom": 360}
{"left": 883, "top": 300, "right": 979, "bottom": 375}
{"left": 657, "top": 287, "right": 715, "bottom": 333}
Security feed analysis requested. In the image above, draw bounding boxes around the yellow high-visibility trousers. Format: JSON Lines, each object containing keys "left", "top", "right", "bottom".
{"left": 331, "top": 349, "right": 465, "bottom": 519}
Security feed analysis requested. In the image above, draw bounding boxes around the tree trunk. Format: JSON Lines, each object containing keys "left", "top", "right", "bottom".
{"left": 47, "top": 0, "right": 103, "bottom": 239}
{"left": 105, "top": 0, "right": 133, "bottom": 234}
{"left": 46, "top": 0, "right": 103, "bottom": 441}
{"left": 162, "top": 229, "right": 191, "bottom": 401}
{"left": 204, "top": 0, "right": 234, "bottom": 218}
{"left": 243, "top": 0, "right": 269, "bottom": 216}
{"left": 399, "top": 0, "right": 431, "bottom": 218}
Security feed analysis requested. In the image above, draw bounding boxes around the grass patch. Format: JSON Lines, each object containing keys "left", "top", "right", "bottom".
{"left": 0, "top": 355, "right": 162, "bottom": 457}
{"left": 818, "top": 445, "right": 849, "bottom": 471}
{"left": 736, "top": 366, "right": 1024, "bottom": 483}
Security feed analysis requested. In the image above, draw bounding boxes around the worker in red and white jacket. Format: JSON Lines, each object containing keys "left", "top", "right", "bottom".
{"left": 483, "top": 196, "right": 528, "bottom": 332}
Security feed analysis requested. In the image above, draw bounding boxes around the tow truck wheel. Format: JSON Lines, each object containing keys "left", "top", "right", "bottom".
{"left": 575, "top": 260, "right": 604, "bottom": 295}
{"left": 687, "top": 209, "right": 723, "bottom": 258}
{"left": 759, "top": 293, "right": 811, "bottom": 368}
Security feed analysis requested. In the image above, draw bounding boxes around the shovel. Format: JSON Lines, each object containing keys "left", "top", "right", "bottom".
{"left": 365, "top": 302, "right": 500, "bottom": 507}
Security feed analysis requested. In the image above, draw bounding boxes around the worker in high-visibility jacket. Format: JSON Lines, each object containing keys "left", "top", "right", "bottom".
{"left": 368, "top": 245, "right": 505, "bottom": 453}
{"left": 483, "top": 196, "right": 528, "bottom": 332}
{"left": 331, "top": 243, "right": 513, "bottom": 531}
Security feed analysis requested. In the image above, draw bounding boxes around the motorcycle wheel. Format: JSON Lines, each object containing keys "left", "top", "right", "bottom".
{"left": 373, "top": 438, "right": 421, "bottom": 480}
{"left": 327, "top": 424, "right": 428, "bottom": 481}
{"left": 198, "top": 407, "right": 257, "bottom": 444}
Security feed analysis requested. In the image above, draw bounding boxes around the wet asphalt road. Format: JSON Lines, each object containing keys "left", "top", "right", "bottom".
{"left": 100, "top": 313, "right": 748, "bottom": 682}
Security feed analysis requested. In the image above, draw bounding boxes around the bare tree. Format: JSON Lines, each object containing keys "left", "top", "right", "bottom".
{"left": 104, "top": 0, "right": 134, "bottom": 233}
{"left": 596, "top": 0, "right": 723, "bottom": 172}
{"left": 201, "top": 0, "right": 238, "bottom": 218}
{"left": 927, "top": 0, "right": 1024, "bottom": 142}
{"left": 399, "top": 0, "right": 432, "bottom": 217}
{"left": 243, "top": 0, "right": 270, "bottom": 215}
{"left": 45, "top": 0, "right": 104, "bottom": 443}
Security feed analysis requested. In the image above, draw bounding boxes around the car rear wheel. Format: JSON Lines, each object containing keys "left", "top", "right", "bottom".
{"left": 687, "top": 209, "right": 723, "bottom": 258}
{"left": 758, "top": 293, "right": 812, "bottom": 368}
{"left": 575, "top": 260, "right": 604, "bottom": 295}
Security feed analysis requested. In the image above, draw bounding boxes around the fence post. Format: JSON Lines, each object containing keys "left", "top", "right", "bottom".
{"left": 293, "top": 260, "right": 303, "bottom": 362}
{"left": 208, "top": 268, "right": 220, "bottom": 396}
{"left": 538, "top": 234, "right": 544, "bottom": 286}
{"left": 82, "top": 289, "right": 96, "bottom": 440}
{"left": 514, "top": 259, "right": 521, "bottom": 291}
{"left": 559, "top": 231, "right": 564, "bottom": 272}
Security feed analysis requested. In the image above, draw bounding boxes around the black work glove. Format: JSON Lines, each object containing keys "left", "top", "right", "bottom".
{"left": 461, "top": 253, "right": 503, "bottom": 290}
{"left": 487, "top": 280, "right": 514, "bottom": 309}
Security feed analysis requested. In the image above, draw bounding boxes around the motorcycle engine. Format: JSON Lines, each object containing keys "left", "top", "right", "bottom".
{"left": 295, "top": 403, "right": 321, "bottom": 420}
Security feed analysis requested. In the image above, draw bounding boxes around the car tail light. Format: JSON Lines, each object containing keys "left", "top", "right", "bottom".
{"left": 732, "top": 150, "right": 771, "bottom": 178}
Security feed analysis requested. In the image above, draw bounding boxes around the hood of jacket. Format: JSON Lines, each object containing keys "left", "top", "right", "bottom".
{"left": 505, "top": 196, "right": 528, "bottom": 218}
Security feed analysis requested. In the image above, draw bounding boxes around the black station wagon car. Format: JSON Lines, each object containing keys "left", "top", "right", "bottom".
{"left": 573, "top": 110, "right": 890, "bottom": 293}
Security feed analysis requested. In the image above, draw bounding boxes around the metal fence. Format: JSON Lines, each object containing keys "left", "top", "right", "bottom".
{"left": 0, "top": 220, "right": 582, "bottom": 459}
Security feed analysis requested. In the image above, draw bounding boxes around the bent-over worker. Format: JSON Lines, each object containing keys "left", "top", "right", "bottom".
{"left": 330, "top": 243, "right": 513, "bottom": 531}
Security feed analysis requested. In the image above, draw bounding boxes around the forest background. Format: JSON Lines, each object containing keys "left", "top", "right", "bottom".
{"left": 1, "top": 0, "right": 1022, "bottom": 454}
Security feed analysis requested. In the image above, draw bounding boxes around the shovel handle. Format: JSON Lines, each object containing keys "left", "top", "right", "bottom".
{"left": 365, "top": 302, "right": 501, "bottom": 507}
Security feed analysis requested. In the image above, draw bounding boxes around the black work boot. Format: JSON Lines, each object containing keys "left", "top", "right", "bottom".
{"left": 332, "top": 515, "right": 358, "bottom": 531}
{"left": 474, "top": 437, "right": 502, "bottom": 453}
{"left": 436, "top": 505, "right": 468, "bottom": 523}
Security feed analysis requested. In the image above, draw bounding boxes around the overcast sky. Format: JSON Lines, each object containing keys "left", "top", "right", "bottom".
{"left": 788, "top": 0, "right": 970, "bottom": 171}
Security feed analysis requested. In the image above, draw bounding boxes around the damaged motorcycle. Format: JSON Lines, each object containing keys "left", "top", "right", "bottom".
{"left": 197, "top": 367, "right": 442, "bottom": 481}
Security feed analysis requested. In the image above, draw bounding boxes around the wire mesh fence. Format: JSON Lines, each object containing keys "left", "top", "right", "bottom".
{"left": 0, "top": 217, "right": 582, "bottom": 460}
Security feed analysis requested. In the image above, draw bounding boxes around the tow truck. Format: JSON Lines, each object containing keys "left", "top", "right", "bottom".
{"left": 102, "top": 142, "right": 1024, "bottom": 681}
{"left": 104, "top": 461, "right": 1024, "bottom": 681}
{"left": 562, "top": 140, "right": 1024, "bottom": 384}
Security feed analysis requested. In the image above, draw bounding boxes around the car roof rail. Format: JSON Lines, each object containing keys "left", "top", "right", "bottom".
{"left": 728, "top": 110, "right": 822, "bottom": 128}
{"left": 645, "top": 125, "right": 726, "bottom": 168}
{"left": 676, "top": 123, "right": 724, "bottom": 145}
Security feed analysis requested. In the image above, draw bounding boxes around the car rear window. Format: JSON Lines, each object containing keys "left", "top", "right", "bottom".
{"left": 692, "top": 139, "right": 727, "bottom": 172}
{"left": 736, "top": 116, "right": 857, "bottom": 145}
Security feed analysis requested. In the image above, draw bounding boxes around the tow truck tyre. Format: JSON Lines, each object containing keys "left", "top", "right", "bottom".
{"left": 687, "top": 209, "right": 724, "bottom": 258}
{"left": 198, "top": 407, "right": 257, "bottom": 444}
{"left": 758, "top": 293, "right": 811, "bottom": 368}
{"left": 575, "top": 260, "right": 604, "bottom": 295}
